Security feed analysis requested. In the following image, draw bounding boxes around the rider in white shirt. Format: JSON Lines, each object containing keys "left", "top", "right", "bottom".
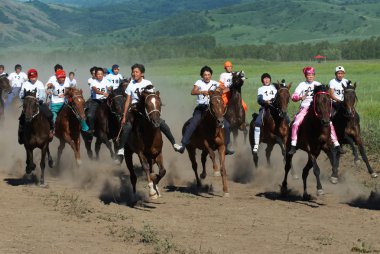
{"left": 68, "top": 71, "right": 77, "bottom": 87}
{"left": 0, "top": 65, "right": 7, "bottom": 78}
{"left": 106, "top": 64, "right": 123, "bottom": 90}
{"left": 5, "top": 64, "right": 28, "bottom": 108}
{"left": 329, "top": 66, "right": 348, "bottom": 116}
{"left": 117, "top": 63, "right": 181, "bottom": 156}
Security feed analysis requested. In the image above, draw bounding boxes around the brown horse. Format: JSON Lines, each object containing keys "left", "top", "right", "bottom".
{"left": 225, "top": 71, "right": 247, "bottom": 144}
{"left": 21, "top": 90, "right": 53, "bottom": 185}
{"left": 55, "top": 88, "right": 86, "bottom": 167}
{"left": 124, "top": 85, "right": 166, "bottom": 199}
{"left": 0, "top": 76, "right": 11, "bottom": 122}
{"left": 281, "top": 85, "right": 337, "bottom": 200}
{"left": 331, "top": 82, "right": 378, "bottom": 181}
{"left": 182, "top": 87, "right": 230, "bottom": 197}
{"left": 83, "top": 86, "right": 126, "bottom": 161}
{"left": 250, "top": 80, "right": 292, "bottom": 167}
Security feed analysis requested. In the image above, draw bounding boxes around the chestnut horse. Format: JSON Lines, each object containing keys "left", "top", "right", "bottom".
{"left": 0, "top": 76, "right": 11, "bottom": 122}
{"left": 331, "top": 82, "right": 378, "bottom": 181}
{"left": 124, "top": 85, "right": 166, "bottom": 199}
{"left": 225, "top": 71, "right": 247, "bottom": 144}
{"left": 182, "top": 87, "right": 230, "bottom": 197}
{"left": 250, "top": 80, "right": 292, "bottom": 167}
{"left": 21, "top": 90, "right": 53, "bottom": 185}
{"left": 83, "top": 85, "right": 126, "bottom": 161}
{"left": 281, "top": 85, "right": 337, "bottom": 200}
{"left": 55, "top": 88, "right": 86, "bottom": 167}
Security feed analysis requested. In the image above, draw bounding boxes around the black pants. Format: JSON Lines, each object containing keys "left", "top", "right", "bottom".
{"left": 87, "top": 99, "right": 103, "bottom": 131}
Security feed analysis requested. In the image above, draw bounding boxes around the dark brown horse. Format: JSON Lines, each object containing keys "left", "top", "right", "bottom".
{"left": 182, "top": 87, "right": 230, "bottom": 197}
{"left": 55, "top": 88, "right": 87, "bottom": 167}
{"left": 0, "top": 76, "right": 11, "bottom": 122}
{"left": 225, "top": 71, "right": 247, "bottom": 144}
{"left": 331, "top": 82, "right": 378, "bottom": 181}
{"left": 124, "top": 86, "right": 166, "bottom": 199}
{"left": 83, "top": 86, "right": 126, "bottom": 161}
{"left": 21, "top": 90, "right": 53, "bottom": 185}
{"left": 250, "top": 80, "right": 292, "bottom": 167}
{"left": 281, "top": 85, "right": 337, "bottom": 200}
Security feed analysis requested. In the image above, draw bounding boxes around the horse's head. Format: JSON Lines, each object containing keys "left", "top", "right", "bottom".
{"left": 313, "top": 84, "right": 331, "bottom": 127}
{"left": 108, "top": 86, "right": 126, "bottom": 121}
{"left": 208, "top": 87, "right": 226, "bottom": 128}
{"left": 0, "top": 76, "right": 11, "bottom": 92}
{"left": 138, "top": 85, "right": 161, "bottom": 128}
{"left": 274, "top": 79, "right": 292, "bottom": 117}
{"left": 23, "top": 89, "right": 39, "bottom": 122}
{"left": 119, "top": 78, "right": 130, "bottom": 91}
{"left": 65, "top": 88, "right": 86, "bottom": 120}
{"left": 343, "top": 81, "right": 357, "bottom": 117}
{"left": 230, "top": 71, "right": 246, "bottom": 90}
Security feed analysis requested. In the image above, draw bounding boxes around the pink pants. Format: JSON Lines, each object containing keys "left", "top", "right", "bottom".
{"left": 291, "top": 106, "right": 338, "bottom": 144}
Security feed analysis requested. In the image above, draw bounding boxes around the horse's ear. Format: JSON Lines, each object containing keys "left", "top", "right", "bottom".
{"left": 155, "top": 90, "right": 160, "bottom": 97}
{"left": 274, "top": 81, "right": 280, "bottom": 90}
{"left": 287, "top": 82, "right": 292, "bottom": 90}
{"left": 354, "top": 82, "right": 357, "bottom": 89}
{"left": 80, "top": 89, "right": 83, "bottom": 94}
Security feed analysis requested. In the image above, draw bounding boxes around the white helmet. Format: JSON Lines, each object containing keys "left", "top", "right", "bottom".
{"left": 335, "top": 66, "right": 345, "bottom": 73}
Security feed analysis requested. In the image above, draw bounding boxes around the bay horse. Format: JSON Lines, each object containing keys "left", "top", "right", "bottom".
{"left": 331, "top": 81, "right": 378, "bottom": 181}
{"left": 249, "top": 80, "right": 292, "bottom": 167}
{"left": 124, "top": 85, "right": 166, "bottom": 199}
{"left": 21, "top": 90, "right": 53, "bottom": 185}
{"left": 225, "top": 71, "right": 247, "bottom": 144}
{"left": 281, "top": 85, "right": 337, "bottom": 200}
{"left": 83, "top": 85, "right": 126, "bottom": 161}
{"left": 0, "top": 76, "right": 11, "bottom": 122}
{"left": 55, "top": 88, "right": 86, "bottom": 167}
{"left": 182, "top": 87, "right": 230, "bottom": 197}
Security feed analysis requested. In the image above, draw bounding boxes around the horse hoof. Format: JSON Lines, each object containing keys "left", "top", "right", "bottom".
{"left": 48, "top": 160, "right": 54, "bottom": 168}
{"left": 76, "top": 159, "right": 82, "bottom": 166}
{"left": 291, "top": 173, "right": 299, "bottom": 180}
{"left": 303, "top": 193, "right": 312, "bottom": 201}
{"left": 200, "top": 173, "right": 207, "bottom": 179}
{"left": 316, "top": 189, "right": 324, "bottom": 196}
{"left": 371, "top": 172, "right": 378, "bottom": 178}
{"left": 39, "top": 183, "right": 49, "bottom": 188}
{"left": 354, "top": 160, "right": 361, "bottom": 167}
{"left": 330, "top": 177, "right": 338, "bottom": 184}
{"left": 223, "top": 192, "right": 230, "bottom": 198}
{"left": 213, "top": 171, "right": 221, "bottom": 177}
{"left": 149, "top": 193, "right": 158, "bottom": 199}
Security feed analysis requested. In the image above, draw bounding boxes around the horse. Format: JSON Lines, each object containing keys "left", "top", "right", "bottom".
{"left": 21, "top": 90, "right": 53, "bottom": 185}
{"left": 55, "top": 88, "right": 86, "bottom": 167}
{"left": 83, "top": 86, "right": 126, "bottom": 161}
{"left": 331, "top": 81, "right": 378, "bottom": 181}
{"left": 182, "top": 87, "right": 230, "bottom": 197}
{"left": 0, "top": 76, "right": 11, "bottom": 122}
{"left": 281, "top": 85, "right": 337, "bottom": 200}
{"left": 249, "top": 80, "right": 292, "bottom": 167}
{"left": 225, "top": 71, "right": 248, "bottom": 144}
{"left": 124, "top": 85, "right": 166, "bottom": 199}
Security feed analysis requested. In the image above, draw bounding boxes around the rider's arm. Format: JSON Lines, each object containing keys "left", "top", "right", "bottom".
{"left": 91, "top": 86, "right": 107, "bottom": 96}
{"left": 329, "top": 88, "right": 340, "bottom": 102}
{"left": 191, "top": 85, "right": 208, "bottom": 96}
{"left": 121, "top": 95, "right": 131, "bottom": 124}
{"left": 291, "top": 83, "right": 304, "bottom": 102}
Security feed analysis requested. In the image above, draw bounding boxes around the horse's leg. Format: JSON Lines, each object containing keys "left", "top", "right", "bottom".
{"left": 75, "top": 136, "right": 82, "bottom": 166}
{"left": 64, "top": 134, "right": 80, "bottom": 166}
{"left": 25, "top": 148, "right": 36, "bottom": 177}
{"left": 94, "top": 137, "right": 102, "bottom": 160}
{"left": 47, "top": 145, "right": 54, "bottom": 168}
{"left": 39, "top": 145, "right": 48, "bottom": 186}
{"left": 265, "top": 143, "right": 275, "bottom": 166}
{"left": 345, "top": 135, "right": 360, "bottom": 165}
{"left": 355, "top": 136, "right": 377, "bottom": 177}
{"left": 301, "top": 156, "right": 313, "bottom": 200}
{"left": 124, "top": 151, "right": 137, "bottom": 194}
{"left": 242, "top": 124, "right": 248, "bottom": 145}
{"left": 187, "top": 147, "right": 201, "bottom": 187}
{"left": 232, "top": 129, "right": 238, "bottom": 146}
{"left": 200, "top": 150, "right": 208, "bottom": 179}
{"left": 138, "top": 152, "right": 157, "bottom": 199}
{"left": 153, "top": 152, "right": 166, "bottom": 197}
{"left": 57, "top": 139, "right": 65, "bottom": 168}
{"left": 281, "top": 153, "right": 293, "bottom": 195}
{"left": 99, "top": 132, "right": 114, "bottom": 160}
{"left": 84, "top": 136, "right": 93, "bottom": 160}
{"left": 310, "top": 155, "right": 324, "bottom": 196}
{"left": 218, "top": 145, "right": 229, "bottom": 197}
{"left": 324, "top": 147, "right": 339, "bottom": 184}
{"left": 275, "top": 136, "right": 286, "bottom": 158}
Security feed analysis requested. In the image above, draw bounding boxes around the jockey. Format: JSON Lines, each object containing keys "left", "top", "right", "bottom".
{"left": 329, "top": 66, "right": 348, "bottom": 116}
{"left": 106, "top": 64, "right": 123, "bottom": 90}
{"left": 5, "top": 64, "right": 28, "bottom": 109}
{"left": 117, "top": 63, "right": 181, "bottom": 155}
{"left": 176, "top": 66, "right": 234, "bottom": 155}
{"left": 0, "top": 65, "right": 8, "bottom": 78}
{"left": 87, "top": 66, "right": 97, "bottom": 86}
{"left": 219, "top": 61, "right": 248, "bottom": 112}
{"left": 68, "top": 71, "right": 77, "bottom": 87}
{"left": 288, "top": 66, "right": 344, "bottom": 155}
{"left": 46, "top": 64, "right": 64, "bottom": 86}
{"left": 87, "top": 67, "right": 111, "bottom": 133}
{"left": 18, "top": 69, "right": 54, "bottom": 144}
{"left": 252, "top": 73, "right": 277, "bottom": 154}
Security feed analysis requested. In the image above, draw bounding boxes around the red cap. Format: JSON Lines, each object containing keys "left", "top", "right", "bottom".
{"left": 303, "top": 66, "right": 315, "bottom": 76}
{"left": 56, "top": 69, "right": 66, "bottom": 79}
{"left": 27, "top": 69, "right": 38, "bottom": 79}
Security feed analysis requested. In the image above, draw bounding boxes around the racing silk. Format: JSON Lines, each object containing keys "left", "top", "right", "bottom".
{"left": 50, "top": 79, "right": 71, "bottom": 104}
{"left": 46, "top": 75, "right": 70, "bottom": 88}
{"left": 8, "top": 72, "right": 27, "bottom": 88}
{"left": 125, "top": 79, "right": 152, "bottom": 104}
{"left": 19, "top": 80, "right": 46, "bottom": 102}
{"left": 106, "top": 73, "right": 123, "bottom": 89}
{"left": 219, "top": 72, "right": 233, "bottom": 88}
{"left": 194, "top": 79, "right": 219, "bottom": 105}
{"left": 292, "top": 81, "right": 321, "bottom": 108}
{"left": 0, "top": 72, "right": 8, "bottom": 78}
{"left": 90, "top": 78, "right": 110, "bottom": 100}
{"left": 329, "top": 78, "right": 348, "bottom": 102}
{"left": 257, "top": 84, "right": 277, "bottom": 107}
{"left": 87, "top": 77, "right": 94, "bottom": 86}
{"left": 69, "top": 78, "right": 77, "bottom": 87}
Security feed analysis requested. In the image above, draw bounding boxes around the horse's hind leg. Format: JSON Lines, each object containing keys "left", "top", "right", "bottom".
{"left": 301, "top": 156, "right": 313, "bottom": 200}
{"left": 200, "top": 150, "right": 208, "bottom": 179}
{"left": 310, "top": 155, "right": 324, "bottom": 196}
{"left": 265, "top": 143, "right": 275, "bottom": 166}
{"left": 281, "top": 153, "right": 293, "bottom": 195}
{"left": 95, "top": 138, "right": 102, "bottom": 160}
{"left": 356, "top": 137, "right": 377, "bottom": 178}
{"left": 57, "top": 139, "right": 65, "bottom": 168}
{"left": 124, "top": 151, "right": 137, "bottom": 194}
{"left": 100, "top": 133, "right": 114, "bottom": 160}
{"left": 345, "top": 135, "right": 360, "bottom": 165}
{"left": 187, "top": 147, "right": 201, "bottom": 187}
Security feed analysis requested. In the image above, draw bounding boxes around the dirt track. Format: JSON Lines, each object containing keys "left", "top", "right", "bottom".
{"left": 1, "top": 109, "right": 380, "bottom": 254}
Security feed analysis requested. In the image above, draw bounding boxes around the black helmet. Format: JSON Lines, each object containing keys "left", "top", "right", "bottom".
{"left": 15, "top": 64, "right": 22, "bottom": 70}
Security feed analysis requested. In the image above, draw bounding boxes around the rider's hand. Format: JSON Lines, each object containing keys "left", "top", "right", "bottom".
{"left": 59, "top": 94, "right": 65, "bottom": 98}
{"left": 121, "top": 115, "right": 126, "bottom": 125}
{"left": 301, "top": 95, "right": 307, "bottom": 100}
{"left": 103, "top": 92, "right": 109, "bottom": 97}
{"left": 202, "top": 91, "right": 209, "bottom": 96}
{"left": 265, "top": 100, "right": 271, "bottom": 105}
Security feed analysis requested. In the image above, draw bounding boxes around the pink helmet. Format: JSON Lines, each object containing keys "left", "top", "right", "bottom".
{"left": 303, "top": 66, "right": 315, "bottom": 76}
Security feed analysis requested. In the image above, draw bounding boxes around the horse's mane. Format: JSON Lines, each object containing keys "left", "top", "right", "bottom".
{"left": 65, "top": 87, "right": 82, "bottom": 97}
{"left": 24, "top": 89, "right": 37, "bottom": 97}
{"left": 314, "top": 84, "right": 329, "bottom": 94}
{"left": 112, "top": 84, "right": 126, "bottom": 95}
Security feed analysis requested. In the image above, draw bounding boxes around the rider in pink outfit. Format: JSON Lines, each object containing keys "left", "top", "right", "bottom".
{"left": 288, "top": 66, "right": 344, "bottom": 155}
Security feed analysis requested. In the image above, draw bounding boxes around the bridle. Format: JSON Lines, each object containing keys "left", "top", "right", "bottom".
{"left": 343, "top": 88, "right": 357, "bottom": 118}
{"left": 23, "top": 95, "right": 40, "bottom": 120}
{"left": 108, "top": 94, "right": 125, "bottom": 118}
{"left": 313, "top": 91, "right": 332, "bottom": 119}
{"left": 208, "top": 94, "right": 227, "bottom": 119}
{"left": 66, "top": 93, "right": 85, "bottom": 121}
{"left": 144, "top": 93, "right": 161, "bottom": 119}
{"left": 271, "top": 86, "right": 289, "bottom": 117}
